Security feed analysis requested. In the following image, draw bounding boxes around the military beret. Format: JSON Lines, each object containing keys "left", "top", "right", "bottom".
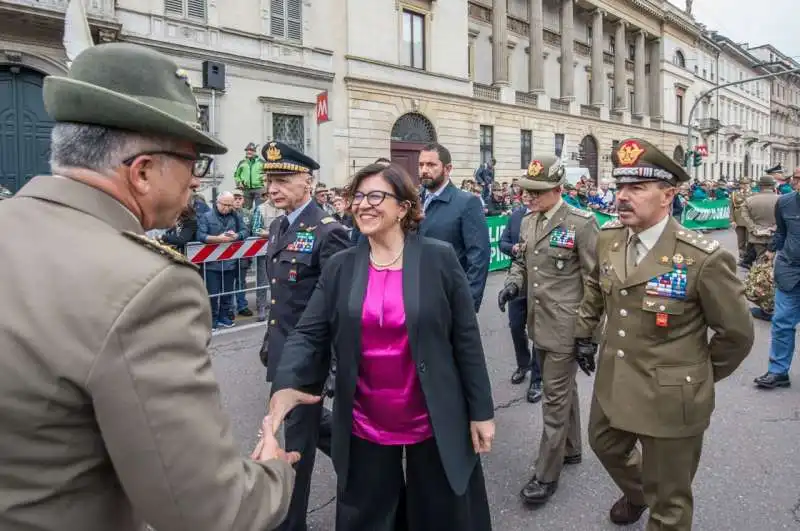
{"left": 611, "top": 138, "right": 690, "bottom": 186}
{"left": 518, "top": 156, "right": 566, "bottom": 191}
{"left": 261, "top": 141, "right": 320, "bottom": 176}
{"left": 43, "top": 43, "right": 226, "bottom": 155}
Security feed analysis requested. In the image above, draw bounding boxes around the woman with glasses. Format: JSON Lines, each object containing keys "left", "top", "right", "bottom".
{"left": 263, "top": 162, "right": 495, "bottom": 530}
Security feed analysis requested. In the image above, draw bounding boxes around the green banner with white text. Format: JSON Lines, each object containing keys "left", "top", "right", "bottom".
{"left": 487, "top": 210, "right": 618, "bottom": 272}
{"left": 680, "top": 199, "right": 731, "bottom": 230}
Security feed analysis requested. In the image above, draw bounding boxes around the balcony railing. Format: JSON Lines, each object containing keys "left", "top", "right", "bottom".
{"left": 580, "top": 104, "right": 600, "bottom": 119}
{"left": 722, "top": 124, "right": 743, "bottom": 139}
{"left": 515, "top": 91, "right": 538, "bottom": 108}
{"left": 3, "top": 0, "right": 114, "bottom": 18}
{"left": 551, "top": 99, "right": 570, "bottom": 113}
{"left": 473, "top": 83, "right": 500, "bottom": 101}
{"left": 697, "top": 118, "right": 722, "bottom": 133}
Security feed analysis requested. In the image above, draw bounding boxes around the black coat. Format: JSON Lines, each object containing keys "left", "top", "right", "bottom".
{"left": 259, "top": 202, "right": 351, "bottom": 382}
{"left": 273, "top": 234, "right": 494, "bottom": 495}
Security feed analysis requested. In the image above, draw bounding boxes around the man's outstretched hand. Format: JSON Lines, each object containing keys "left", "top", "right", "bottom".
{"left": 498, "top": 284, "right": 519, "bottom": 312}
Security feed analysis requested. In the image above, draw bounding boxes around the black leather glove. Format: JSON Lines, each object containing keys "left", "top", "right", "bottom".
{"left": 322, "top": 373, "right": 335, "bottom": 398}
{"left": 574, "top": 338, "right": 598, "bottom": 376}
{"left": 498, "top": 284, "right": 519, "bottom": 312}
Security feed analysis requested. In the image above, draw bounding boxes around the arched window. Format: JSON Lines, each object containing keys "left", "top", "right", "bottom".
{"left": 673, "top": 51, "right": 686, "bottom": 68}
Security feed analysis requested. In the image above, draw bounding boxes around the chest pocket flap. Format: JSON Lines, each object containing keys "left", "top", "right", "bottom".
{"left": 641, "top": 296, "right": 686, "bottom": 315}
{"left": 279, "top": 250, "right": 314, "bottom": 265}
{"left": 547, "top": 247, "right": 575, "bottom": 260}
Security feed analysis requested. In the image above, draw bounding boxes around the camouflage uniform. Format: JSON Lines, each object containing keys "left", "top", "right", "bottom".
{"left": 745, "top": 253, "right": 775, "bottom": 314}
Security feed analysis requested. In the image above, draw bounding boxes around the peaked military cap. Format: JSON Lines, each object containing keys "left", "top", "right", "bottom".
{"left": 518, "top": 155, "right": 566, "bottom": 191}
{"left": 43, "top": 43, "right": 226, "bottom": 155}
{"left": 766, "top": 163, "right": 784, "bottom": 176}
{"left": 611, "top": 138, "right": 690, "bottom": 186}
{"left": 261, "top": 141, "right": 320, "bottom": 176}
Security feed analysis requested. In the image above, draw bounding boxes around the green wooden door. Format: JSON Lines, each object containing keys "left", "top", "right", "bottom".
{"left": 0, "top": 66, "right": 54, "bottom": 193}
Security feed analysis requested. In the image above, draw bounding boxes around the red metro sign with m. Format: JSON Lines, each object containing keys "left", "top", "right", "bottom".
{"left": 316, "top": 91, "right": 330, "bottom": 124}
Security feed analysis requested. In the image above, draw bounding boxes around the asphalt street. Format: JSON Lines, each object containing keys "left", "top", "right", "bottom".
{"left": 209, "top": 228, "right": 800, "bottom": 530}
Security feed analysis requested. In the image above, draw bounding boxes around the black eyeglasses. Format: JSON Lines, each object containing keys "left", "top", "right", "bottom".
{"left": 350, "top": 190, "right": 401, "bottom": 207}
{"left": 122, "top": 151, "right": 213, "bottom": 178}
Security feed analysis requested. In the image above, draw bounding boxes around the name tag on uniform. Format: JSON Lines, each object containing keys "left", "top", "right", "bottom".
{"left": 287, "top": 232, "right": 315, "bottom": 253}
{"left": 549, "top": 227, "right": 575, "bottom": 249}
{"left": 645, "top": 265, "right": 687, "bottom": 299}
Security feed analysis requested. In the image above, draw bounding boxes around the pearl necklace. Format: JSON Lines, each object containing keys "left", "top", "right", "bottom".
{"left": 369, "top": 248, "right": 404, "bottom": 268}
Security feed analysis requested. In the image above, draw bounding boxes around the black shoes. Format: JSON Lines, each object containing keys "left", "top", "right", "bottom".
{"left": 609, "top": 496, "right": 647, "bottom": 525}
{"left": 563, "top": 454, "right": 582, "bottom": 465}
{"left": 520, "top": 476, "right": 558, "bottom": 505}
{"left": 754, "top": 372, "right": 791, "bottom": 389}
{"left": 511, "top": 367, "right": 529, "bottom": 385}
{"left": 527, "top": 381, "right": 543, "bottom": 403}
{"left": 238, "top": 308, "right": 254, "bottom": 317}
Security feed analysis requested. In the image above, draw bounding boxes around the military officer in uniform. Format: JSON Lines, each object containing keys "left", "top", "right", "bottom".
{"left": 741, "top": 174, "right": 779, "bottom": 267}
{"left": 0, "top": 43, "right": 295, "bottom": 531}
{"left": 258, "top": 141, "right": 351, "bottom": 531}
{"left": 766, "top": 163, "right": 793, "bottom": 195}
{"left": 574, "top": 139, "right": 754, "bottom": 530}
{"left": 730, "top": 177, "right": 752, "bottom": 260}
{"left": 498, "top": 156, "right": 599, "bottom": 506}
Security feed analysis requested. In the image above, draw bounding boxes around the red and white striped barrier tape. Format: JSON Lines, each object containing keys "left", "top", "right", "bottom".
{"left": 185, "top": 237, "right": 269, "bottom": 264}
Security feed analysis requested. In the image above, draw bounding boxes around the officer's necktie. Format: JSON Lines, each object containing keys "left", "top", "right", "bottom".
{"left": 278, "top": 216, "right": 290, "bottom": 237}
{"left": 625, "top": 234, "right": 640, "bottom": 277}
{"left": 535, "top": 213, "right": 547, "bottom": 236}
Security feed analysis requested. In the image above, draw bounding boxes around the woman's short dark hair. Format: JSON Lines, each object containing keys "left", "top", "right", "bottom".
{"left": 345, "top": 163, "right": 423, "bottom": 233}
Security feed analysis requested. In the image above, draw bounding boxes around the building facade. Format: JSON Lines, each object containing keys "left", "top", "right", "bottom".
{"left": 748, "top": 44, "right": 800, "bottom": 171}
{"left": 1, "top": 0, "right": 799, "bottom": 193}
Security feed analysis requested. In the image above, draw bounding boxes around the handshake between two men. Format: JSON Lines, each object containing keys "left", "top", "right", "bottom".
{"left": 497, "top": 285, "right": 598, "bottom": 377}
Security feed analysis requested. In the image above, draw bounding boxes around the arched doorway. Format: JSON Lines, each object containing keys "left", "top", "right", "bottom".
{"left": 743, "top": 153, "right": 751, "bottom": 178}
{"left": 390, "top": 112, "right": 437, "bottom": 183}
{"left": 0, "top": 66, "right": 54, "bottom": 193}
{"left": 673, "top": 145, "right": 685, "bottom": 167}
{"left": 578, "top": 135, "right": 599, "bottom": 183}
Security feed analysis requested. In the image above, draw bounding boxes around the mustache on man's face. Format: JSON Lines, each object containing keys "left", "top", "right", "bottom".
{"left": 617, "top": 201, "right": 634, "bottom": 212}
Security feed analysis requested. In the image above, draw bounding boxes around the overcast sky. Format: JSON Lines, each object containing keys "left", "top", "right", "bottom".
{"left": 668, "top": 0, "right": 800, "bottom": 58}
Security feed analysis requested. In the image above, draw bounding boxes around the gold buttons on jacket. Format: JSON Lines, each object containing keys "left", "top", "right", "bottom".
{"left": 533, "top": 266, "right": 539, "bottom": 271}
{"left": 534, "top": 250, "right": 540, "bottom": 255}
{"left": 271, "top": 299, "right": 276, "bottom": 304}
{"left": 617, "top": 350, "right": 625, "bottom": 358}
{"left": 291, "top": 258, "right": 296, "bottom": 263}
{"left": 620, "top": 289, "right": 628, "bottom": 296}
{"left": 271, "top": 278, "right": 276, "bottom": 284}
{"left": 619, "top": 309, "right": 628, "bottom": 317}
{"left": 270, "top": 319, "right": 276, "bottom": 325}
{"left": 686, "top": 376, "right": 692, "bottom": 383}
{"left": 533, "top": 283, "right": 539, "bottom": 288}
{"left": 273, "top": 258, "right": 277, "bottom": 263}
{"left": 659, "top": 304, "right": 666, "bottom": 311}
{"left": 618, "top": 330, "right": 626, "bottom": 337}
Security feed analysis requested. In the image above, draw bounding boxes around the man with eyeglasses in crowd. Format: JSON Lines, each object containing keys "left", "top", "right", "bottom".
{"left": 197, "top": 190, "right": 250, "bottom": 330}
{"left": 0, "top": 43, "right": 297, "bottom": 531}
{"left": 258, "top": 140, "right": 351, "bottom": 531}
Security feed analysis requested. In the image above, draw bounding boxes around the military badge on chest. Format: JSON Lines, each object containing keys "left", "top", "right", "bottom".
{"left": 549, "top": 226, "right": 575, "bottom": 270}
{"left": 287, "top": 230, "right": 315, "bottom": 253}
{"left": 644, "top": 254, "right": 691, "bottom": 327}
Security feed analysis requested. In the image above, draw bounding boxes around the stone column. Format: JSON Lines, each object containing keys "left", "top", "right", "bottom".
{"left": 560, "top": 0, "right": 575, "bottom": 99}
{"left": 492, "top": 0, "right": 509, "bottom": 86}
{"left": 649, "top": 38, "right": 663, "bottom": 118}
{"left": 633, "top": 29, "right": 647, "bottom": 116}
{"left": 590, "top": 8, "right": 604, "bottom": 106}
{"left": 613, "top": 20, "right": 626, "bottom": 111}
{"left": 528, "top": 0, "right": 545, "bottom": 93}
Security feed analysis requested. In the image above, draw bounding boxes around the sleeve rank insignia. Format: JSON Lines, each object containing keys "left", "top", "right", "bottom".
{"left": 320, "top": 216, "right": 336, "bottom": 225}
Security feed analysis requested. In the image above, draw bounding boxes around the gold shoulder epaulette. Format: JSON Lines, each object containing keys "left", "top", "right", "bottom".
{"left": 122, "top": 231, "right": 198, "bottom": 269}
{"left": 568, "top": 206, "right": 593, "bottom": 219}
{"left": 601, "top": 218, "right": 624, "bottom": 230}
{"left": 320, "top": 216, "right": 336, "bottom": 225}
{"left": 676, "top": 230, "right": 720, "bottom": 254}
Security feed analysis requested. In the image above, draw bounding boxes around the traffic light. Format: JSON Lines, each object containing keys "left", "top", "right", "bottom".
{"left": 693, "top": 151, "right": 702, "bottom": 167}
{"left": 684, "top": 150, "right": 693, "bottom": 168}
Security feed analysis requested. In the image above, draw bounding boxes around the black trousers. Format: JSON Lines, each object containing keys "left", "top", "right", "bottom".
{"left": 274, "top": 398, "right": 333, "bottom": 531}
{"left": 508, "top": 297, "right": 542, "bottom": 384}
{"left": 336, "top": 435, "right": 492, "bottom": 531}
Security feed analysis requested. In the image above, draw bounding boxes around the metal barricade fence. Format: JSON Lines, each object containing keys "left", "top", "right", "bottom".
{"left": 185, "top": 237, "right": 271, "bottom": 329}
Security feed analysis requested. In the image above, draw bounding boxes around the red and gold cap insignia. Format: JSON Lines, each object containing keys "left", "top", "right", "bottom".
{"left": 265, "top": 142, "right": 282, "bottom": 161}
{"left": 528, "top": 160, "right": 544, "bottom": 177}
{"left": 617, "top": 140, "right": 645, "bottom": 167}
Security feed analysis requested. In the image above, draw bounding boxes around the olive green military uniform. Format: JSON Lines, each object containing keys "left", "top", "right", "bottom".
{"left": 730, "top": 180, "right": 752, "bottom": 258}
{"left": 505, "top": 156, "right": 599, "bottom": 487}
{"left": 741, "top": 175, "right": 778, "bottom": 259}
{"left": 576, "top": 139, "right": 754, "bottom": 530}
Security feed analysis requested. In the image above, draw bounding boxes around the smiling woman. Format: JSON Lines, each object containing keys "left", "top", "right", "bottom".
{"left": 268, "top": 162, "right": 496, "bottom": 531}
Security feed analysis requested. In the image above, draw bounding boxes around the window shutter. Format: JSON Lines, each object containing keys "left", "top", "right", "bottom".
{"left": 187, "top": 0, "right": 206, "bottom": 20}
{"left": 165, "top": 0, "right": 184, "bottom": 16}
{"left": 270, "top": 0, "right": 286, "bottom": 38}
{"left": 287, "top": 0, "right": 302, "bottom": 42}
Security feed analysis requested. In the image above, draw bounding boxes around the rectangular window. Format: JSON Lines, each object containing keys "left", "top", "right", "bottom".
{"left": 586, "top": 25, "right": 593, "bottom": 46}
{"left": 468, "top": 43, "right": 475, "bottom": 80}
{"left": 629, "top": 91, "right": 635, "bottom": 112}
{"left": 165, "top": 0, "right": 206, "bottom": 20}
{"left": 480, "top": 125, "right": 494, "bottom": 165}
{"left": 401, "top": 10, "right": 425, "bottom": 69}
{"left": 676, "top": 94, "right": 684, "bottom": 124}
{"left": 271, "top": 0, "right": 303, "bottom": 42}
{"left": 554, "top": 133, "right": 565, "bottom": 158}
{"left": 609, "top": 36, "right": 615, "bottom": 55}
{"left": 273, "top": 113, "right": 305, "bottom": 154}
{"left": 198, "top": 104, "right": 210, "bottom": 133}
{"left": 520, "top": 130, "right": 532, "bottom": 169}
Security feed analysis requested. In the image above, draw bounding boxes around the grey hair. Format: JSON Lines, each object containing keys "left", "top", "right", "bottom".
{"left": 49, "top": 123, "right": 182, "bottom": 174}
